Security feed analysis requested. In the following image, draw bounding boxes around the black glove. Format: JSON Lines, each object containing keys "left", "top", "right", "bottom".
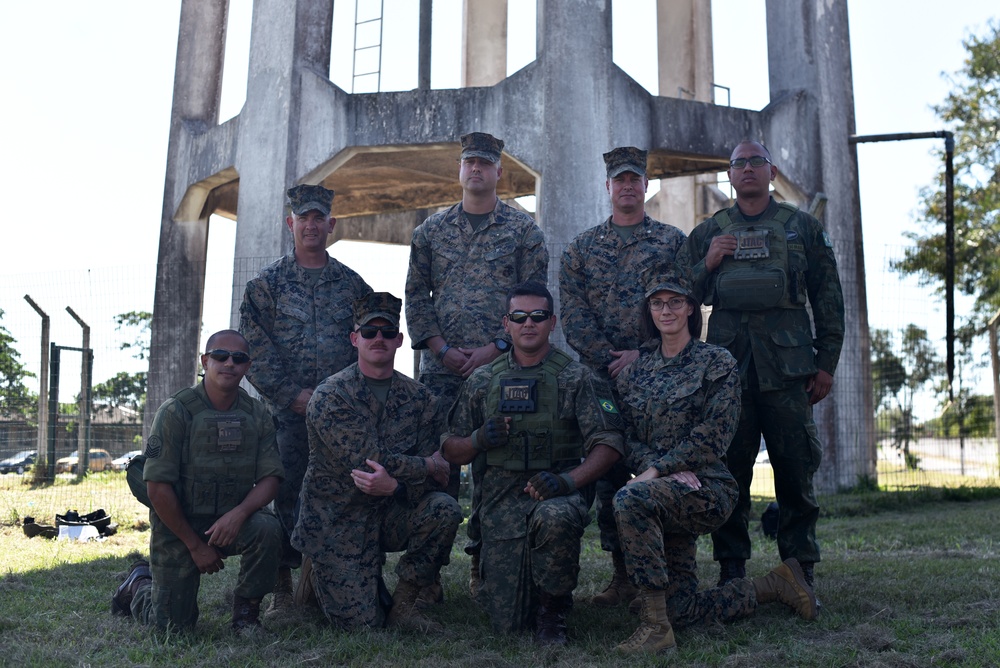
{"left": 471, "top": 416, "right": 509, "bottom": 452}
{"left": 527, "top": 471, "right": 575, "bottom": 500}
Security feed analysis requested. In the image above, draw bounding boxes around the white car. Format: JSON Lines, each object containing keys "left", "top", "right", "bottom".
{"left": 110, "top": 450, "right": 143, "bottom": 472}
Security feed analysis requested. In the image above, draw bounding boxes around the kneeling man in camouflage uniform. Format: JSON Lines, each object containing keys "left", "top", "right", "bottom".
{"left": 112, "top": 329, "right": 284, "bottom": 633}
{"left": 292, "top": 292, "right": 460, "bottom": 631}
{"left": 443, "top": 281, "right": 625, "bottom": 645}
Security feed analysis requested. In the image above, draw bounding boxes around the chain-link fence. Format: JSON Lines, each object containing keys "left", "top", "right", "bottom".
{"left": 1, "top": 239, "right": 997, "bottom": 525}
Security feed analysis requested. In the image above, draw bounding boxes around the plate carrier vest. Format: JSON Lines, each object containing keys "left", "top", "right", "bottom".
{"left": 706, "top": 202, "right": 808, "bottom": 311}
{"left": 485, "top": 349, "right": 583, "bottom": 471}
{"left": 127, "top": 387, "right": 260, "bottom": 517}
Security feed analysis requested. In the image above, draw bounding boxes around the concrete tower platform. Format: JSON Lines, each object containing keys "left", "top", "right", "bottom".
{"left": 148, "top": 0, "right": 872, "bottom": 492}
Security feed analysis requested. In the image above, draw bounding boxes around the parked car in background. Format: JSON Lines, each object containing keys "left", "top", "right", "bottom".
{"left": 55, "top": 449, "right": 113, "bottom": 474}
{"left": 0, "top": 450, "right": 36, "bottom": 475}
{"left": 110, "top": 450, "right": 142, "bottom": 472}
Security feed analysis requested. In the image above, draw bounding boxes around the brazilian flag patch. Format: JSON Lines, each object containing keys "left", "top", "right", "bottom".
{"left": 599, "top": 398, "right": 625, "bottom": 430}
{"left": 822, "top": 231, "right": 834, "bottom": 248}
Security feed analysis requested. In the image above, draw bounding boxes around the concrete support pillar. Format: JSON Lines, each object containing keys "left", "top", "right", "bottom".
{"left": 147, "top": 0, "right": 229, "bottom": 434}
{"left": 230, "top": 0, "right": 335, "bottom": 319}
{"left": 535, "top": 0, "right": 615, "bottom": 299}
{"left": 765, "top": 0, "right": 874, "bottom": 491}
{"left": 653, "top": 0, "right": 715, "bottom": 234}
{"left": 462, "top": 0, "right": 508, "bottom": 87}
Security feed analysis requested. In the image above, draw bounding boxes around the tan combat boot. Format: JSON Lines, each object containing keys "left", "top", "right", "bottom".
{"left": 293, "top": 557, "right": 318, "bottom": 609}
{"left": 753, "top": 558, "right": 818, "bottom": 620}
{"left": 416, "top": 573, "right": 444, "bottom": 609}
{"left": 616, "top": 589, "right": 677, "bottom": 654}
{"left": 592, "top": 549, "right": 638, "bottom": 607}
{"left": 265, "top": 566, "right": 294, "bottom": 617}
{"left": 469, "top": 552, "right": 483, "bottom": 598}
{"left": 387, "top": 579, "right": 443, "bottom": 633}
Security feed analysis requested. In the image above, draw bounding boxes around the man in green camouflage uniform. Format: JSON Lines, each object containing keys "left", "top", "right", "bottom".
{"left": 442, "top": 282, "right": 624, "bottom": 645}
{"left": 684, "top": 140, "right": 845, "bottom": 590}
{"left": 240, "top": 184, "right": 372, "bottom": 613}
{"left": 405, "top": 132, "right": 548, "bottom": 593}
{"left": 559, "top": 146, "right": 687, "bottom": 608}
{"left": 111, "top": 330, "right": 284, "bottom": 633}
{"left": 291, "top": 293, "right": 460, "bottom": 632}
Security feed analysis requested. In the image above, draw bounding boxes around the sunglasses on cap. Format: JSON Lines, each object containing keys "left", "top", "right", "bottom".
{"left": 506, "top": 309, "right": 552, "bottom": 324}
{"left": 205, "top": 349, "right": 251, "bottom": 364}
{"left": 357, "top": 325, "right": 400, "bottom": 339}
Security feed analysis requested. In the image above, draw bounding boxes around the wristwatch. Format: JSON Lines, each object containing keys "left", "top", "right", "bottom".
{"left": 494, "top": 338, "right": 510, "bottom": 352}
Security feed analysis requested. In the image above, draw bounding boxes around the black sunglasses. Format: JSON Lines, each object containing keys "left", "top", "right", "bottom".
{"left": 358, "top": 325, "right": 400, "bottom": 339}
{"left": 507, "top": 309, "right": 552, "bottom": 324}
{"left": 205, "top": 349, "right": 251, "bottom": 364}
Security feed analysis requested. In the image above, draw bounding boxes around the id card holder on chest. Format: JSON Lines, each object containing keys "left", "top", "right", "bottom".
{"left": 216, "top": 419, "right": 242, "bottom": 452}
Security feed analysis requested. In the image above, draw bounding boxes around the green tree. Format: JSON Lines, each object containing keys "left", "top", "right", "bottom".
{"left": 0, "top": 308, "right": 35, "bottom": 418}
{"left": 92, "top": 311, "right": 151, "bottom": 421}
{"left": 894, "top": 22, "right": 1000, "bottom": 324}
{"left": 871, "top": 325, "right": 942, "bottom": 469}
{"left": 871, "top": 328, "right": 905, "bottom": 414}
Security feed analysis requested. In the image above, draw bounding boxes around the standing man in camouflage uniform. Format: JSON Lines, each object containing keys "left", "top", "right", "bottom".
{"left": 442, "top": 281, "right": 624, "bottom": 645}
{"left": 559, "top": 147, "right": 687, "bottom": 608}
{"left": 684, "top": 140, "right": 845, "bottom": 591}
{"left": 240, "top": 184, "right": 372, "bottom": 614}
{"left": 292, "top": 293, "right": 460, "bottom": 632}
{"left": 406, "top": 132, "right": 548, "bottom": 592}
{"left": 111, "top": 330, "right": 284, "bottom": 633}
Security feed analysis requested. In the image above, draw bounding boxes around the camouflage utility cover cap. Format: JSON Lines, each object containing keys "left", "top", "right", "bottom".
{"left": 642, "top": 261, "right": 692, "bottom": 298}
{"left": 460, "top": 132, "right": 504, "bottom": 163}
{"left": 604, "top": 146, "right": 647, "bottom": 179}
{"left": 354, "top": 292, "right": 402, "bottom": 327}
{"left": 287, "top": 184, "right": 335, "bottom": 215}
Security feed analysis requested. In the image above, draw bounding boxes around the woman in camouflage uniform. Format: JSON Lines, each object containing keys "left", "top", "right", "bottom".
{"left": 613, "top": 270, "right": 818, "bottom": 655}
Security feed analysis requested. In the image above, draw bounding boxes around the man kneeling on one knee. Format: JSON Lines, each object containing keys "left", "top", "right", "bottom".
{"left": 291, "top": 292, "right": 459, "bottom": 631}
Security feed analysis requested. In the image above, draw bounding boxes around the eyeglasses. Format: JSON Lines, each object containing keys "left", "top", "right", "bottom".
{"left": 506, "top": 309, "right": 552, "bottom": 324}
{"left": 729, "top": 156, "right": 770, "bottom": 169}
{"left": 649, "top": 297, "right": 688, "bottom": 312}
{"left": 205, "top": 349, "right": 251, "bottom": 364}
{"left": 357, "top": 325, "right": 400, "bottom": 339}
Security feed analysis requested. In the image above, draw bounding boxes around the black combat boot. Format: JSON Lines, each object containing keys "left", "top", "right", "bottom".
{"left": 232, "top": 595, "right": 264, "bottom": 633}
{"left": 535, "top": 592, "right": 572, "bottom": 645}
{"left": 716, "top": 558, "right": 746, "bottom": 587}
{"left": 111, "top": 560, "right": 151, "bottom": 616}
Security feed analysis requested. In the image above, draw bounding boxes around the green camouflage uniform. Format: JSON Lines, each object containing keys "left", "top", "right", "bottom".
{"left": 615, "top": 339, "right": 758, "bottom": 627}
{"left": 446, "top": 348, "right": 625, "bottom": 633}
{"left": 132, "top": 382, "right": 284, "bottom": 630}
{"left": 684, "top": 198, "right": 845, "bottom": 566}
{"left": 239, "top": 252, "right": 372, "bottom": 566}
{"left": 291, "top": 364, "right": 461, "bottom": 630}
{"left": 559, "top": 213, "right": 687, "bottom": 554}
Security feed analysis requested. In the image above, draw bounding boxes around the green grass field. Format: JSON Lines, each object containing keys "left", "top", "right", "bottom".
{"left": 1, "top": 475, "right": 999, "bottom": 667}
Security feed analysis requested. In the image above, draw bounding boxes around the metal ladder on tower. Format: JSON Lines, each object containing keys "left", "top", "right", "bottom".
{"left": 352, "top": 0, "right": 384, "bottom": 93}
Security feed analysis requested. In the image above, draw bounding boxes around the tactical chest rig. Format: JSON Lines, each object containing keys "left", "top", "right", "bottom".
{"left": 485, "top": 349, "right": 582, "bottom": 471}
{"left": 706, "top": 202, "right": 808, "bottom": 311}
{"left": 128, "top": 387, "right": 260, "bottom": 517}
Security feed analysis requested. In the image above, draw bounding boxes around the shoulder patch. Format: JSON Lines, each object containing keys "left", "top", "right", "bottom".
{"left": 785, "top": 230, "right": 798, "bottom": 241}
{"left": 599, "top": 398, "right": 619, "bottom": 414}
{"left": 822, "top": 231, "right": 834, "bottom": 248}
{"left": 598, "top": 397, "right": 626, "bottom": 431}
{"left": 145, "top": 435, "right": 162, "bottom": 459}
